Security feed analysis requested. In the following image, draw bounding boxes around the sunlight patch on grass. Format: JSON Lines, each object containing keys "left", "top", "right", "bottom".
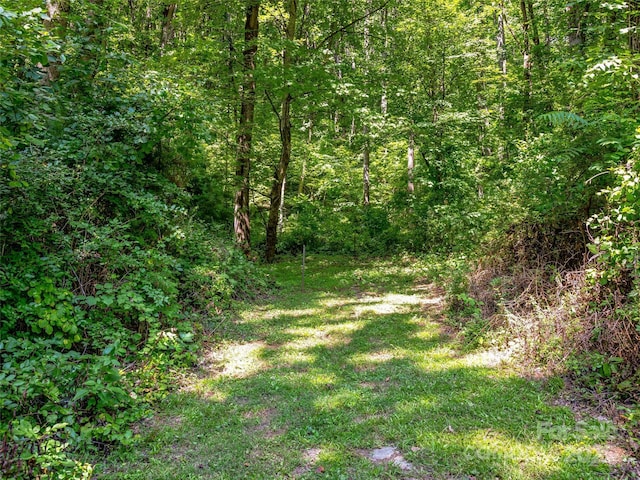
{"left": 308, "top": 372, "right": 338, "bottom": 387}
{"left": 463, "top": 346, "right": 516, "bottom": 369}
{"left": 240, "top": 306, "right": 322, "bottom": 322}
{"left": 319, "top": 297, "right": 358, "bottom": 309}
{"left": 204, "top": 341, "right": 269, "bottom": 378}
{"left": 314, "top": 388, "right": 364, "bottom": 411}
{"left": 410, "top": 328, "right": 443, "bottom": 342}
{"left": 179, "top": 382, "right": 229, "bottom": 402}
{"left": 350, "top": 349, "right": 405, "bottom": 365}
{"left": 352, "top": 293, "right": 430, "bottom": 317}
{"left": 282, "top": 322, "right": 360, "bottom": 351}
{"left": 268, "top": 349, "right": 316, "bottom": 366}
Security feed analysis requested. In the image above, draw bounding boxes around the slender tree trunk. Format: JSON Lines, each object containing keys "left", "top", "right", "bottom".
{"left": 299, "top": 116, "right": 312, "bottom": 194}
{"left": 128, "top": 0, "right": 135, "bottom": 23}
{"left": 362, "top": 0, "right": 372, "bottom": 207}
{"left": 629, "top": 0, "right": 640, "bottom": 52}
{"left": 234, "top": 1, "right": 260, "bottom": 255}
{"left": 265, "top": 0, "right": 298, "bottom": 263}
{"left": 407, "top": 132, "right": 415, "bottom": 194}
{"left": 520, "top": 0, "right": 532, "bottom": 118}
{"left": 278, "top": 177, "right": 286, "bottom": 233}
{"left": 527, "top": 0, "right": 540, "bottom": 47}
{"left": 380, "top": 7, "right": 389, "bottom": 116}
{"left": 497, "top": 3, "right": 507, "bottom": 162}
{"left": 363, "top": 127, "right": 370, "bottom": 206}
{"left": 497, "top": 5, "right": 507, "bottom": 76}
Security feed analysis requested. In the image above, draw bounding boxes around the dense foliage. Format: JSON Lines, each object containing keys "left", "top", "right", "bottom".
{"left": 2, "top": 0, "right": 640, "bottom": 476}
{"left": 0, "top": 3, "right": 266, "bottom": 477}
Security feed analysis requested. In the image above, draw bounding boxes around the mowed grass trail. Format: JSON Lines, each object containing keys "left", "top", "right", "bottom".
{"left": 101, "top": 256, "right": 616, "bottom": 479}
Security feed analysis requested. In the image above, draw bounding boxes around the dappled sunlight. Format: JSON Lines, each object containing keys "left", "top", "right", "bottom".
{"left": 307, "top": 372, "right": 338, "bottom": 387}
{"left": 281, "top": 322, "right": 362, "bottom": 351}
{"left": 458, "top": 429, "right": 556, "bottom": 478}
{"left": 349, "top": 349, "right": 405, "bottom": 365}
{"left": 463, "top": 346, "right": 517, "bottom": 369}
{"left": 410, "top": 327, "right": 444, "bottom": 343}
{"left": 313, "top": 388, "right": 364, "bottom": 411}
{"left": 111, "top": 257, "right": 622, "bottom": 480}
{"left": 319, "top": 297, "right": 360, "bottom": 309}
{"left": 240, "top": 306, "right": 322, "bottom": 322}
{"left": 265, "top": 348, "right": 317, "bottom": 367}
{"left": 203, "top": 341, "right": 269, "bottom": 378}
{"left": 179, "top": 382, "right": 230, "bottom": 403}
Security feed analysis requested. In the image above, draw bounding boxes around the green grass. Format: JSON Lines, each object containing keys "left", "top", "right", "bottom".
{"left": 98, "top": 255, "right": 616, "bottom": 479}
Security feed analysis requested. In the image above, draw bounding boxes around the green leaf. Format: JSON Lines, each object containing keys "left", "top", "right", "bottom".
{"left": 23, "top": 134, "right": 44, "bottom": 146}
{"left": 537, "top": 111, "right": 589, "bottom": 128}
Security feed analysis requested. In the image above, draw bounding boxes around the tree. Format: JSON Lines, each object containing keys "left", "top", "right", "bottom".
{"left": 234, "top": 0, "right": 260, "bottom": 255}
{"left": 265, "top": 0, "right": 298, "bottom": 263}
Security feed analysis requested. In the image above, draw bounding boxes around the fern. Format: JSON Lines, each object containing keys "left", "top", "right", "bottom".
{"left": 537, "top": 111, "right": 589, "bottom": 128}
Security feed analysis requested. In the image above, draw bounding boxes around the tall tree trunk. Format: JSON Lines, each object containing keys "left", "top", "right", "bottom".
{"left": 278, "top": 177, "right": 286, "bottom": 233}
{"left": 42, "top": 0, "right": 70, "bottom": 82}
{"left": 363, "top": 126, "right": 371, "bottom": 206}
{"left": 407, "top": 132, "right": 415, "bottom": 194}
{"left": 299, "top": 116, "right": 312, "bottom": 194}
{"left": 128, "top": 0, "right": 136, "bottom": 23}
{"left": 265, "top": 0, "right": 298, "bottom": 263}
{"left": 380, "top": 6, "right": 389, "bottom": 116}
{"left": 362, "top": 0, "right": 372, "bottom": 207}
{"left": 497, "top": 4, "right": 507, "bottom": 76}
{"left": 629, "top": 0, "right": 640, "bottom": 52}
{"left": 527, "top": 0, "right": 540, "bottom": 47}
{"left": 520, "top": 0, "right": 532, "bottom": 119}
{"left": 496, "top": 3, "right": 507, "bottom": 162}
{"left": 234, "top": 1, "right": 260, "bottom": 256}
{"left": 160, "top": 3, "right": 177, "bottom": 52}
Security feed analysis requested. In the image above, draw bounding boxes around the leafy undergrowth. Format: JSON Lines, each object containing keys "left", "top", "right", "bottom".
{"left": 100, "top": 256, "right": 631, "bottom": 479}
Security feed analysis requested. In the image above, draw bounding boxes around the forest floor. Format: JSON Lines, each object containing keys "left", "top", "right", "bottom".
{"left": 100, "top": 256, "right": 630, "bottom": 479}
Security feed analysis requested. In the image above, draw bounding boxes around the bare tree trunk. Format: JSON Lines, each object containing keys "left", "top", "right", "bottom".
{"left": 234, "top": 1, "right": 260, "bottom": 256}
{"left": 265, "top": 0, "right": 298, "bottom": 263}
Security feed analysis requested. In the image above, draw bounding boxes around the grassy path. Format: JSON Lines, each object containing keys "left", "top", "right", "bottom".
{"left": 102, "top": 256, "right": 616, "bottom": 479}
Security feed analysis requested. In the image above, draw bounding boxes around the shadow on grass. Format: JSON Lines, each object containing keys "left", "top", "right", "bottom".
{"left": 101, "top": 257, "right": 613, "bottom": 480}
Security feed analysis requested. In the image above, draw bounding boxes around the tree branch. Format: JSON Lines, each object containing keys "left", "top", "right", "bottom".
{"left": 264, "top": 89, "right": 281, "bottom": 123}
{"left": 318, "top": 0, "right": 392, "bottom": 48}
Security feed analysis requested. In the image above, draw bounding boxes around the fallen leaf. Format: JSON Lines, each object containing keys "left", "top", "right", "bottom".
{"left": 316, "top": 466, "right": 325, "bottom": 473}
